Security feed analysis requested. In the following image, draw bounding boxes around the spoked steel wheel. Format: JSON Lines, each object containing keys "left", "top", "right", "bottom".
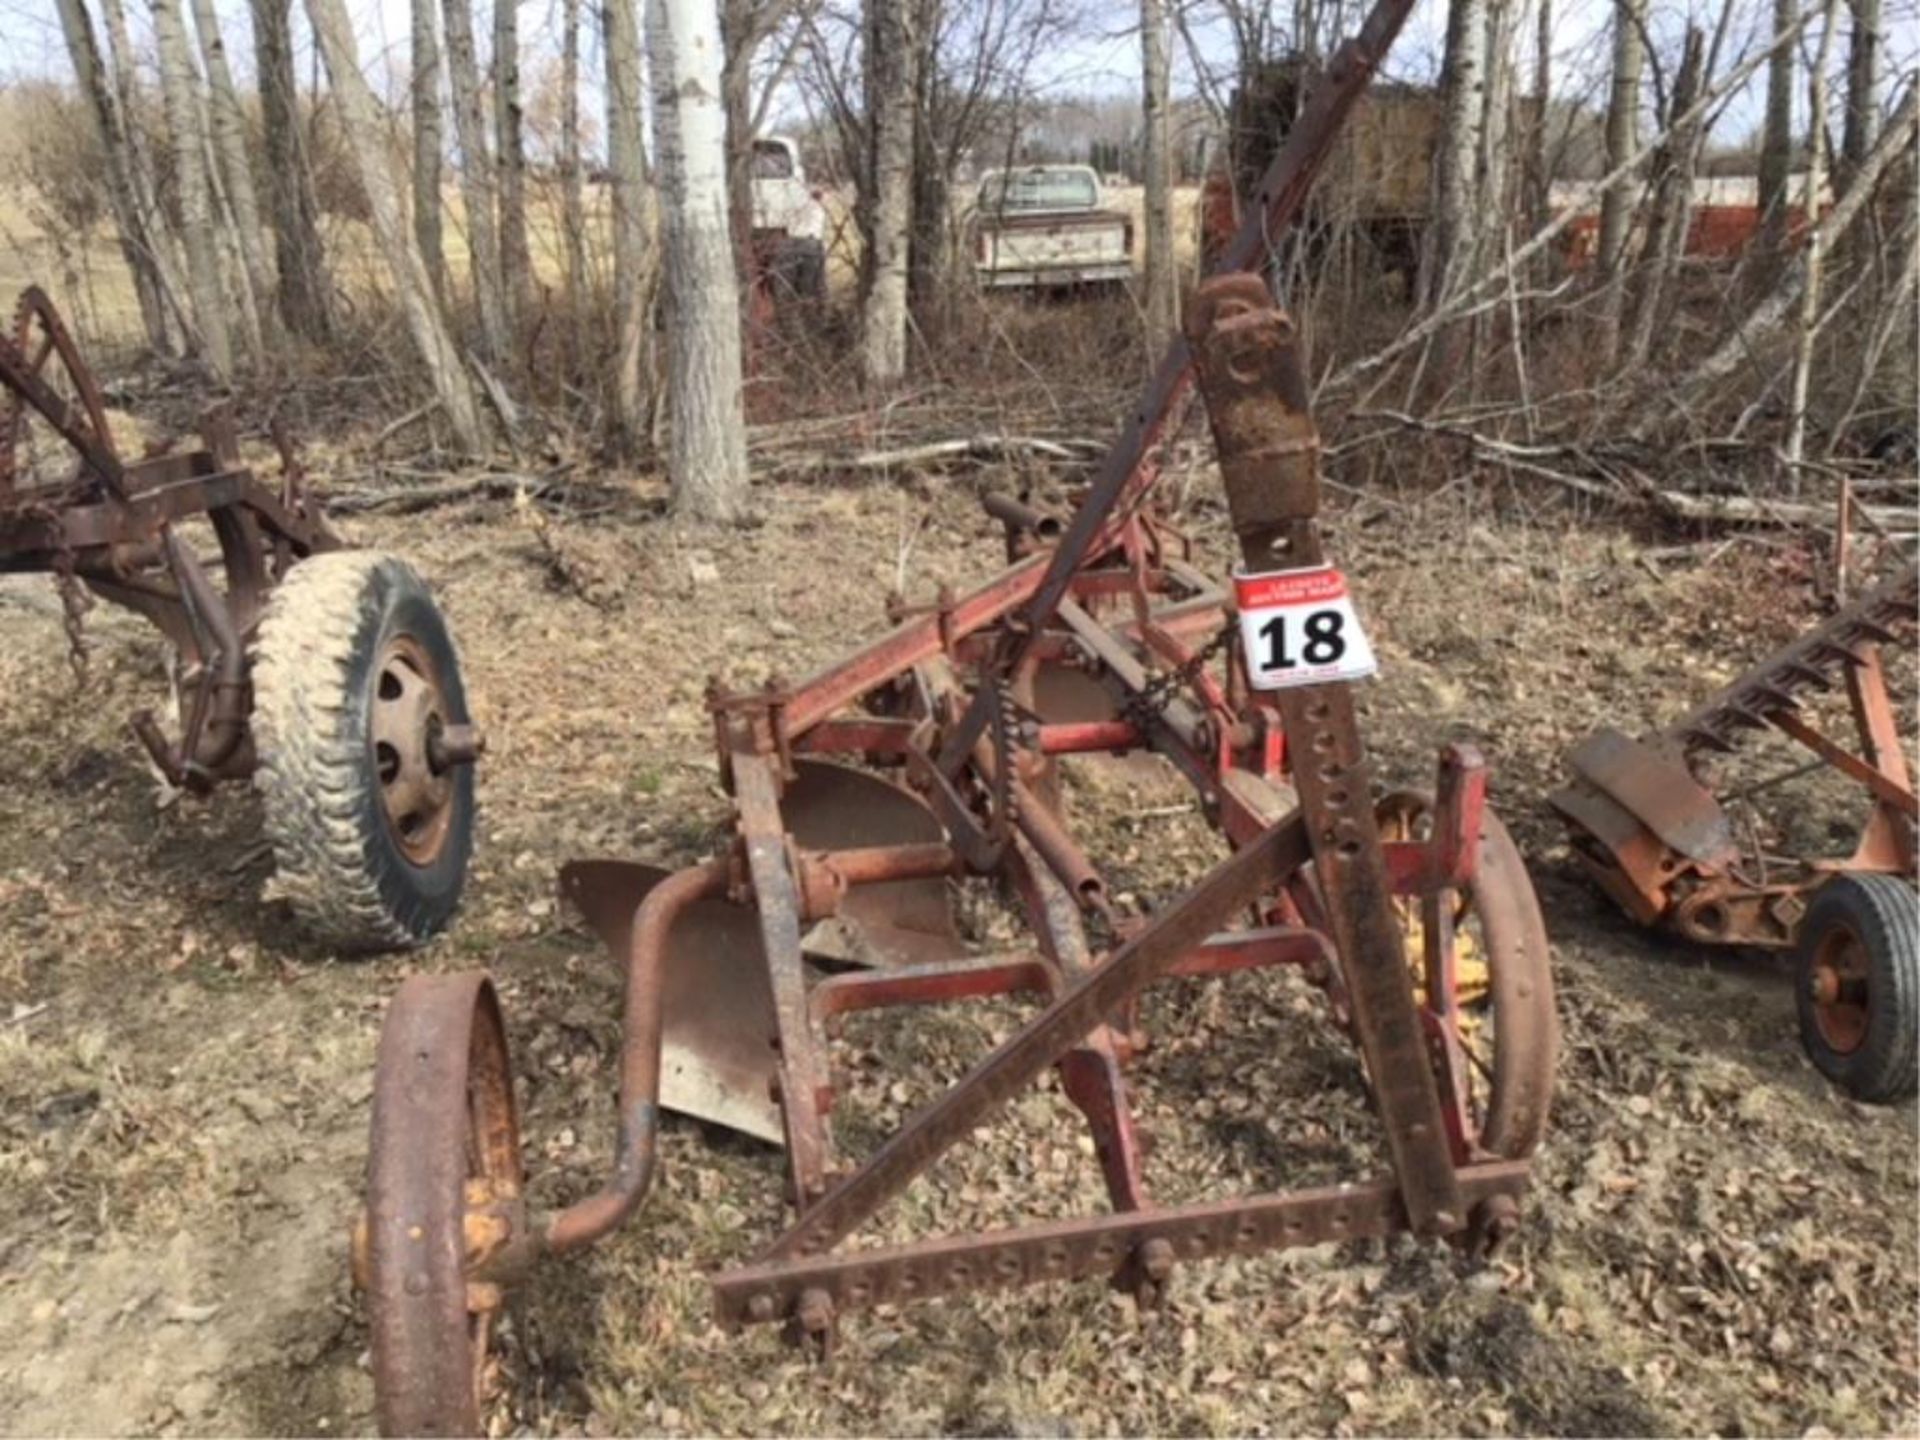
{"left": 1376, "top": 793, "right": 1558, "bottom": 1163}
{"left": 366, "top": 973, "right": 523, "bottom": 1437}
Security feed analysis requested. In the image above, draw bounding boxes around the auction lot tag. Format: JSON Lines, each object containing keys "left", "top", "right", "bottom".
{"left": 1234, "top": 564, "right": 1379, "bottom": 691}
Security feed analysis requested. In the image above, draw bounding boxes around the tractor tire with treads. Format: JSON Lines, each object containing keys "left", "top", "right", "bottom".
{"left": 253, "top": 551, "right": 475, "bottom": 951}
{"left": 1794, "top": 872, "right": 1918, "bottom": 1104}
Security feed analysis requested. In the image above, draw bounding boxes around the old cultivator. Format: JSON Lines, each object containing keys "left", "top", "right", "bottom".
{"left": 361, "top": 1, "right": 1556, "bottom": 1428}
{"left": 0, "top": 289, "right": 480, "bottom": 949}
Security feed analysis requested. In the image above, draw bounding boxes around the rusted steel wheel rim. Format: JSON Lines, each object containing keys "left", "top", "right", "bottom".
{"left": 1376, "top": 793, "right": 1558, "bottom": 1161}
{"left": 1807, "top": 924, "right": 1871, "bottom": 1055}
{"left": 368, "top": 973, "right": 522, "bottom": 1437}
{"left": 371, "top": 634, "right": 458, "bottom": 866}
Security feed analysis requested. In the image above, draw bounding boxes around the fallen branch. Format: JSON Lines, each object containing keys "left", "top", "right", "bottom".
{"left": 769, "top": 433, "right": 1104, "bottom": 477}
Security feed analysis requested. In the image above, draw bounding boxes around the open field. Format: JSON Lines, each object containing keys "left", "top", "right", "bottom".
{"left": 0, "top": 421, "right": 1914, "bottom": 1435}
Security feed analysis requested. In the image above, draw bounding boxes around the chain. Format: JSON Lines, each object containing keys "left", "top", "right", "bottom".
{"left": 1121, "top": 622, "right": 1235, "bottom": 730}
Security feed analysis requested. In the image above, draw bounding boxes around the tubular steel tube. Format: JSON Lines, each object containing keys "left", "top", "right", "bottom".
{"left": 1011, "top": 780, "right": 1109, "bottom": 910}
{"left": 544, "top": 858, "right": 730, "bottom": 1255}
{"left": 816, "top": 842, "right": 960, "bottom": 886}
{"left": 982, "top": 493, "right": 1064, "bottom": 539}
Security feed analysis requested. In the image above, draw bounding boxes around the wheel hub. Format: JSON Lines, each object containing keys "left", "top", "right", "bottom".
{"left": 370, "top": 635, "right": 468, "bottom": 865}
{"left": 1808, "top": 926, "right": 1871, "bottom": 1055}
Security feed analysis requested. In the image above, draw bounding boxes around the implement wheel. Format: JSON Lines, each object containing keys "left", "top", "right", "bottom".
{"left": 254, "top": 551, "right": 477, "bottom": 951}
{"left": 366, "top": 973, "right": 523, "bottom": 1437}
{"left": 1794, "top": 872, "right": 1919, "bottom": 1103}
{"left": 1376, "top": 794, "right": 1558, "bottom": 1161}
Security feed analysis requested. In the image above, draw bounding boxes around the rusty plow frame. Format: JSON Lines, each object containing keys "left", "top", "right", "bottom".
{"left": 359, "top": 3, "right": 1559, "bottom": 1429}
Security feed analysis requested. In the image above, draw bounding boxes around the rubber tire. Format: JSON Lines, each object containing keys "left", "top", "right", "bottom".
{"left": 253, "top": 551, "right": 475, "bottom": 951}
{"left": 1794, "top": 872, "right": 1919, "bottom": 1104}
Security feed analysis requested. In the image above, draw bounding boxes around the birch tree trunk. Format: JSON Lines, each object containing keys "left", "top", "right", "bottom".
{"left": 561, "top": 0, "right": 589, "bottom": 303}
{"left": 1427, "top": 0, "right": 1486, "bottom": 308}
{"left": 604, "top": 0, "right": 656, "bottom": 454}
{"left": 1784, "top": 0, "right": 1841, "bottom": 470}
{"left": 649, "top": 0, "right": 750, "bottom": 517}
{"left": 443, "top": 0, "right": 511, "bottom": 358}
{"left": 305, "top": 0, "right": 489, "bottom": 453}
{"left": 189, "top": 0, "right": 278, "bottom": 354}
{"left": 250, "top": 0, "right": 332, "bottom": 339}
{"left": 151, "top": 0, "right": 233, "bottom": 378}
{"left": 1598, "top": 0, "right": 1644, "bottom": 276}
{"left": 494, "top": 0, "right": 533, "bottom": 316}
{"left": 410, "top": 0, "right": 449, "bottom": 302}
{"left": 1139, "top": 0, "right": 1176, "bottom": 351}
{"left": 1841, "top": 0, "right": 1880, "bottom": 179}
{"left": 53, "top": 0, "right": 175, "bottom": 356}
{"left": 103, "top": 0, "right": 192, "bottom": 341}
{"left": 861, "top": 0, "right": 917, "bottom": 386}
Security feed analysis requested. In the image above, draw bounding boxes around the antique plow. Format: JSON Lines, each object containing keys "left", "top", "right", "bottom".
{"left": 0, "top": 288, "right": 479, "bottom": 948}
{"left": 359, "top": 3, "right": 1557, "bottom": 1429}
{"left": 1553, "top": 564, "right": 1917, "bottom": 1101}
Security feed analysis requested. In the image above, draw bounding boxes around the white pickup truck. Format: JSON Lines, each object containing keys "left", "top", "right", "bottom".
{"left": 750, "top": 136, "right": 827, "bottom": 300}
{"left": 970, "top": 165, "right": 1133, "bottom": 291}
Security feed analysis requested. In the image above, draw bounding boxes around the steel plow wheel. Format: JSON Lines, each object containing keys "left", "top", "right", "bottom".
{"left": 365, "top": 973, "right": 524, "bottom": 1437}
{"left": 1375, "top": 793, "right": 1559, "bottom": 1174}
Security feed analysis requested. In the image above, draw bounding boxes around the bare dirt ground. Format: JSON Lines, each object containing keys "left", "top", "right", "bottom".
{"left": 0, "top": 448, "right": 1914, "bottom": 1437}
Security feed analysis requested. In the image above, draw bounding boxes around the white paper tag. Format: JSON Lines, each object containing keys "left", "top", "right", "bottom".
{"left": 1234, "top": 564, "right": 1379, "bottom": 691}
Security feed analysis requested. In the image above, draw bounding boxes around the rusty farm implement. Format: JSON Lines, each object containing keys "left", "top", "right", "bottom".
{"left": 358, "top": 2, "right": 1558, "bottom": 1429}
{"left": 1554, "top": 564, "right": 1918, "bottom": 1102}
{"left": 0, "top": 288, "right": 480, "bottom": 949}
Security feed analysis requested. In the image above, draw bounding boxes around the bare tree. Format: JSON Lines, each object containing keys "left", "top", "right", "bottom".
{"left": 861, "top": 0, "right": 917, "bottom": 386}
{"left": 1622, "top": 25, "right": 1706, "bottom": 369}
{"left": 52, "top": 0, "right": 176, "bottom": 356}
{"left": 1841, "top": 0, "right": 1881, "bottom": 177}
{"left": 650, "top": 0, "right": 750, "bottom": 517}
{"left": 604, "top": 0, "right": 657, "bottom": 454}
{"left": 1598, "top": 0, "right": 1644, "bottom": 277}
{"left": 443, "top": 0, "right": 511, "bottom": 358}
{"left": 1427, "top": 0, "right": 1487, "bottom": 308}
{"left": 561, "top": 0, "right": 589, "bottom": 302}
{"left": 250, "top": 0, "right": 332, "bottom": 339}
{"left": 1139, "top": 0, "right": 1176, "bottom": 349}
{"left": 151, "top": 0, "right": 233, "bottom": 378}
{"left": 189, "top": 0, "right": 277, "bottom": 355}
{"left": 304, "top": 0, "right": 489, "bottom": 452}
{"left": 495, "top": 0, "right": 533, "bottom": 315}
{"left": 102, "top": 0, "right": 189, "bottom": 337}
{"left": 1666, "top": 85, "right": 1916, "bottom": 408}
{"left": 411, "top": 0, "right": 449, "bottom": 302}
{"left": 1759, "top": 0, "right": 1797, "bottom": 230}
{"left": 1785, "top": 0, "right": 1842, "bottom": 468}
{"left": 720, "top": 0, "right": 801, "bottom": 266}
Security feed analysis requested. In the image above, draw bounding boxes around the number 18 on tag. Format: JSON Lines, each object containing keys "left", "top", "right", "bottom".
{"left": 1234, "top": 564, "right": 1379, "bottom": 691}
